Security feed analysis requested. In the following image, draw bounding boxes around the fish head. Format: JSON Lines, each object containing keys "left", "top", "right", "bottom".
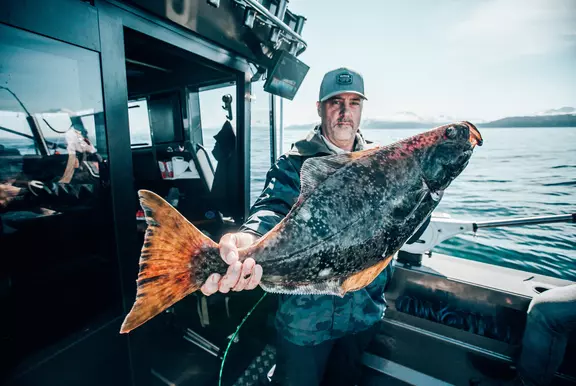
{"left": 413, "top": 121, "right": 483, "bottom": 194}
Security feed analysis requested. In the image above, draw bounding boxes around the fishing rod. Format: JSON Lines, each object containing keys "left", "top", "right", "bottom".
{"left": 473, "top": 213, "right": 575, "bottom": 231}
{"left": 400, "top": 212, "right": 576, "bottom": 256}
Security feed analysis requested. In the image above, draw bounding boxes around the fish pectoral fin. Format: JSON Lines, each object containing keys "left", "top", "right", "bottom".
{"left": 340, "top": 255, "right": 394, "bottom": 295}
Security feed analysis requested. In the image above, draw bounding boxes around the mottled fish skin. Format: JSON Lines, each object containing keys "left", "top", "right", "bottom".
{"left": 243, "top": 121, "right": 482, "bottom": 295}
{"left": 253, "top": 154, "right": 426, "bottom": 279}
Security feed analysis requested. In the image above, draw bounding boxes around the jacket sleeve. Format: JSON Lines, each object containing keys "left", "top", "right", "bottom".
{"left": 239, "top": 155, "right": 302, "bottom": 238}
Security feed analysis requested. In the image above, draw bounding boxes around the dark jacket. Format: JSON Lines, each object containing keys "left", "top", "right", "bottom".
{"left": 240, "top": 126, "right": 393, "bottom": 346}
{"left": 211, "top": 120, "right": 239, "bottom": 219}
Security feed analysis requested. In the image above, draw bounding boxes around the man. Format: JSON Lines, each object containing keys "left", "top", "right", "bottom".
{"left": 515, "top": 283, "right": 576, "bottom": 386}
{"left": 201, "top": 68, "right": 393, "bottom": 386}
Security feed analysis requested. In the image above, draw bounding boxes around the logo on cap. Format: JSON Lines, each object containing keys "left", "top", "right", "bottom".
{"left": 337, "top": 73, "right": 353, "bottom": 85}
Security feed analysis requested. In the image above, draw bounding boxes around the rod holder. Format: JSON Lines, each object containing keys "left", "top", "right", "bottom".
{"left": 244, "top": 8, "right": 256, "bottom": 28}
{"left": 269, "top": 27, "right": 280, "bottom": 44}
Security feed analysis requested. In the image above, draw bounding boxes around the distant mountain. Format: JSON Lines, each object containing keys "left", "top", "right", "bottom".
{"left": 476, "top": 114, "right": 576, "bottom": 128}
{"left": 362, "top": 120, "right": 446, "bottom": 129}
{"left": 363, "top": 110, "right": 576, "bottom": 128}
{"left": 363, "top": 111, "right": 457, "bottom": 129}
{"left": 285, "top": 111, "right": 453, "bottom": 130}
{"left": 536, "top": 106, "right": 576, "bottom": 116}
{"left": 285, "top": 108, "right": 576, "bottom": 130}
{"left": 283, "top": 123, "right": 319, "bottom": 131}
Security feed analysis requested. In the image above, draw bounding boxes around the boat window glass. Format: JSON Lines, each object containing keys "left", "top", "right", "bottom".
{"left": 198, "top": 84, "right": 237, "bottom": 168}
{"left": 0, "top": 24, "right": 120, "bottom": 375}
{"left": 0, "top": 111, "right": 39, "bottom": 156}
{"left": 35, "top": 110, "right": 100, "bottom": 155}
{"left": 128, "top": 98, "right": 152, "bottom": 147}
{"left": 249, "top": 81, "right": 272, "bottom": 205}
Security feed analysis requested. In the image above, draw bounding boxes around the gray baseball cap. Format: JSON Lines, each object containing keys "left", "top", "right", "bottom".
{"left": 319, "top": 67, "right": 367, "bottom": 102}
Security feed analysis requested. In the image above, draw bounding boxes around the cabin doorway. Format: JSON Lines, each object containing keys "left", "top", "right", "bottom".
{"left": 124, "top": 28, "right": 240, "bottom": 240}
{"left": 122, "top": 27, "right": 272, "bottom": 386}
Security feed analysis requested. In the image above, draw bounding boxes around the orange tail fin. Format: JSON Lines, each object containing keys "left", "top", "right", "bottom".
{"left": 120, "top": 190, "right": 224, "bottom": 334}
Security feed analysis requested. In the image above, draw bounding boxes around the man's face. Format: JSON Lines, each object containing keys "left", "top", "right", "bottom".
{"left": 317, "top": 93, "right": 364, "bottom": 148}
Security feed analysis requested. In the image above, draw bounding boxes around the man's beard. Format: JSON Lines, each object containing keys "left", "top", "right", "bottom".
{"left": 333, "top": 121, "right": 356, "bottom": 137}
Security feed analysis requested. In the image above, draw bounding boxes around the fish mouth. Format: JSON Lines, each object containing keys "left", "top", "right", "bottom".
{"left": 463, "top": 121, "right": 483, "bottom": 147}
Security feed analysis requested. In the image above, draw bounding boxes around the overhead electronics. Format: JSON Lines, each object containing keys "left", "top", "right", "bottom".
{"left": 263, "top": 50, "right": 309, "bottom": 100}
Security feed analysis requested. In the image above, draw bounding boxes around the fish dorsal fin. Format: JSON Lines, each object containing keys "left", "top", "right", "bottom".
{"left": 300, "top": 147, "right": 379, "bottom": 198}
{"left": 300, "top": 153, "right": 353, "bottom": 198}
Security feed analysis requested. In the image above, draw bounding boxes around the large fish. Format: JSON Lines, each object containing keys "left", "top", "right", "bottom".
{"left": 120, "top": 121, "right": 483, "bottom": 333}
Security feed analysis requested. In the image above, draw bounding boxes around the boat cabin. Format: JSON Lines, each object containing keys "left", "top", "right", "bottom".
{"left": 0, "top": 0, "right": 307, "bottom": 384}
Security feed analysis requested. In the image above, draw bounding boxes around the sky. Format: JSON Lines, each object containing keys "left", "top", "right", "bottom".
{"left": 269, "top": 0, "right": 576, "bottom": 126}
{"left": 1, "top": 0, "right": 575, "bottom": 136}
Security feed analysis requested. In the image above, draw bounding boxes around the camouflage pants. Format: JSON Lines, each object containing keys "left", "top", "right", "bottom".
{"left": 270, "top": 323, "right": 379, "bottom": 386}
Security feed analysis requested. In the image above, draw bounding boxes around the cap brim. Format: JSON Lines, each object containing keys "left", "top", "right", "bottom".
{"left": 320, "top": 90, "right": 367, "bottom": 102}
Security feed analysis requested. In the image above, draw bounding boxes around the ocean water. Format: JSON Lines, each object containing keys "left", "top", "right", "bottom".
{"left": 216, "top": 126, "right": 576, "bottom": 281}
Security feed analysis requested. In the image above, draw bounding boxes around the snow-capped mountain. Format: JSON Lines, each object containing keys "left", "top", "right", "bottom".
{"left": 534, "top": 106, "right": 576, "bottom": 116}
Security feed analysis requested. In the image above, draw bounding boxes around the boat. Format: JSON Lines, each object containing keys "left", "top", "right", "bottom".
{"left": 0, "top": 1, "right": 574, "bottom": 385}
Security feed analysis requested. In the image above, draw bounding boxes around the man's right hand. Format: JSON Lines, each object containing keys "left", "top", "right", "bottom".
{"left": 200, "top": 232, "right": 263, "bottom": 296}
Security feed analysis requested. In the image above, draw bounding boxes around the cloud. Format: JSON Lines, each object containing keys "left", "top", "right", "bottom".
{"left": 450, "top": 0, "right": 576, "bottom": 59}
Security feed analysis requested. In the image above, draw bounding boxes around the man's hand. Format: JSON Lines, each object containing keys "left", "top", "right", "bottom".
{"left": 200, "top": 232, "right": 263, "bottom": 296}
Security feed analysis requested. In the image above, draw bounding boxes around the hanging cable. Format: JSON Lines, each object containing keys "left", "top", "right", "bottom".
{"left": 1, "top": 86, "right": 74, "bottom": 134}
{"left": 41, "top": 116, "right": 73, "bottom": 134}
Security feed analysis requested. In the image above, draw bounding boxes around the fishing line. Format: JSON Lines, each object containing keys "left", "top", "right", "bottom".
{"left": 219, "top": 291, "right": 268, "bottom": 386}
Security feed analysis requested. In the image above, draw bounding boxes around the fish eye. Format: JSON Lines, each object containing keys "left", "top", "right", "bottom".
{"left": 445, "top": 126, "right": 458, "bottom": 140}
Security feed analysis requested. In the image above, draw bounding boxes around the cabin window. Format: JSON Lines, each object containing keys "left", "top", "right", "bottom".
{"left": 197, "top": 81, "right": 275, "bottom": 206}
{"left": 0, "top": 111, "right": 38, "bottom": 156}
{"left": 249, "top": 81, "right": 272, "bottom": 205}
{"left": 128, "top": 98, "right": 153, "bottom": 147}
{"left": 198, "top": 83, "right": 237, "bottom": 169}
{"left": 38, "top": 111, "right": 100, "bottom": 155}
{"left": 0, "top": 23, "right": 120, "bottom": 375}
{"left": 0, "top": 104, "right": 101, "bottom": 158}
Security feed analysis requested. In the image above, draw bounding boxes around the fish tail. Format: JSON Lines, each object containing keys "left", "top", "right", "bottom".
{"left": 120, "top": 190, "right": 224, "bottom": 334}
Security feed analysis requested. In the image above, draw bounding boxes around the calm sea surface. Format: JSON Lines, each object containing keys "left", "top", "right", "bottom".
{"left": 206, "top": 126, "right": 576, "bottom": 281}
